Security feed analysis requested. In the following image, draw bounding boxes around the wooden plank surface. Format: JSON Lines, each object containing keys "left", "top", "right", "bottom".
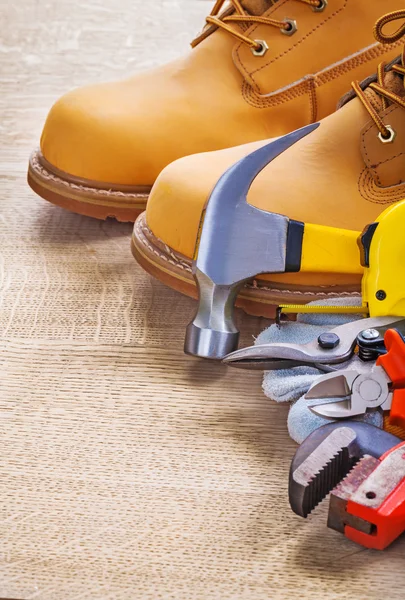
{"left": 1, "top": 1, "right": 405, "bottom": 598}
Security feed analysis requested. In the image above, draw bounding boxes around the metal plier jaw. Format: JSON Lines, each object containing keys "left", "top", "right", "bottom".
{"left": 289, "top": 422, "right": 405, "bottom": 550}
{"left": 307, "top": 329, "right": 405, "bottom": 429}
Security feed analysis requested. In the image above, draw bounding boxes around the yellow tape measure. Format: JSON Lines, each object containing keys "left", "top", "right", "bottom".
{"left": 276, "top": 304, "right": 370, "bottom": 324}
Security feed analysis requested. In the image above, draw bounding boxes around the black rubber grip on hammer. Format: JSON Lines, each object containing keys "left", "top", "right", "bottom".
{"left": 285, "top": 220, "right": 304, "bottom": 273}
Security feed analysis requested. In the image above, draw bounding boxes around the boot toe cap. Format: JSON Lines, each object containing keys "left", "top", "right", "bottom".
{"left": 40, "top": 80, "right": 159, "bottom": 187}
{"left": 146, "top": 140, "right": 267, "bottom": 258}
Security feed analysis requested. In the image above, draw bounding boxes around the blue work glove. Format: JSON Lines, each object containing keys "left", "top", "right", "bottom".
{"left": 255, "top": 297, "right": 380, "bottom": 443}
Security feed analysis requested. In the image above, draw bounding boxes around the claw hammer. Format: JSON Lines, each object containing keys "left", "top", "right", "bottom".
{"left": 184, "top": 123, "right": 364, "bottom": 359}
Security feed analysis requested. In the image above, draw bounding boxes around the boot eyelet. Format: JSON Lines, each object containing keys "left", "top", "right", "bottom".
{"left": 251, "top": 40, "right": 268, "bottom": 57}
{"left": 378, "top": 125, "right": 396, "bottom": 144}
{"left": 281, "top": 19, "right": 298, "bottom": 36}
{"left": 313, "top": 0, "right": 327, "bottom": 12}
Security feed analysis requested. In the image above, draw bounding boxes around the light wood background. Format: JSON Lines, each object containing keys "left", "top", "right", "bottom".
{"left": 1, "top": 1, "right": 405, "bottom": 598}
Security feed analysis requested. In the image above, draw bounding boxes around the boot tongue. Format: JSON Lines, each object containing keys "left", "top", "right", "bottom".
{"left": 240, "top": 0, "right": 276, "bottom": 16}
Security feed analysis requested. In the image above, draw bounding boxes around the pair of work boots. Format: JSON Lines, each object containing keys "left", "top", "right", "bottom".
{"left": 28, "top": 2, "right": 405, "bottom": 317}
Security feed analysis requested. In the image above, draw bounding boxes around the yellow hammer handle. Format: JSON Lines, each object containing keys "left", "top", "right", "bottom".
{"left": 301, "top": 224, "right": 363, "bottom": 275}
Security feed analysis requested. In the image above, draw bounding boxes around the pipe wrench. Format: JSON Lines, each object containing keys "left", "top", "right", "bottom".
{"left": 306, "top": 328, "right": 405, "bottom": 429}
{"left": 289, "top": 422, "right": 405, "bottom": 550}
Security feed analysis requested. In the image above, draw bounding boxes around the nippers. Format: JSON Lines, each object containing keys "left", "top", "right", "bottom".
{"left": 307, "top": 328, "right": 405, "bottom": 428}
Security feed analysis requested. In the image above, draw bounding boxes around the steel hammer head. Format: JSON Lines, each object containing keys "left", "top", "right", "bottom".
{"left": 184, "top": 123, "right": 319, "bottom": 360}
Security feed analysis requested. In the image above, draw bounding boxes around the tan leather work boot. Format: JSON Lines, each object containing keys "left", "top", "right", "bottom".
{"left": 132, "top": 10, "right": 405, "bottom": 318}
{"left": 28, "top": 0, "right": 403, "bottom": 221}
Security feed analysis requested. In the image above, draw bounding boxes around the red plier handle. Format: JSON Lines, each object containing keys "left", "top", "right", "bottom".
{"left": 377, "top": 329, "right": 405, "bottom": 428}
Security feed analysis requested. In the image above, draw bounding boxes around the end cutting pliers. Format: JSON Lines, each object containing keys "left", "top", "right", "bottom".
{"left": 307, "top": 328, "right": 405, "bottom": 429}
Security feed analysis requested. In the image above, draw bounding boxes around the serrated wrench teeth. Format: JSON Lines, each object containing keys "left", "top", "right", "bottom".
{"left": 289, "top": 423, "right": 401, "bottom": 518}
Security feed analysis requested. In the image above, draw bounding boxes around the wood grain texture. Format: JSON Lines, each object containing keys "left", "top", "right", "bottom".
{"left": 0, "top": 1, "right": 405, "bottom": 598}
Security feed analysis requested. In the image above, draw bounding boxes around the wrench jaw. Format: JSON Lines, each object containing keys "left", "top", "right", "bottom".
{"left": 289, "top": 425, "right": 361, "bottom": 518}
{"left": 328, "top": 445, "right": 405, "bottom": 550}
{"left": 289, "top": 423, "right": 401, "bottom": 519}
{"left": 327, "top": 456, "right": 379, "bottom": 536}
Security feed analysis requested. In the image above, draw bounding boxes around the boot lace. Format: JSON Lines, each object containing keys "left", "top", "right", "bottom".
{"left": 192, "top": 0, "right": 327, "bottom": 54}
{"left": 352, "top": 10, "right": 405, "bottom": 142}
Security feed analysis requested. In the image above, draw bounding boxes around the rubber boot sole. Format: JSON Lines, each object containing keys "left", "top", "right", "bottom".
{"left": 132, "top": 212, "right": 362, "bottom": 319}
{"left": 27, "top": 150, "right": 150, "bottom": 222}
